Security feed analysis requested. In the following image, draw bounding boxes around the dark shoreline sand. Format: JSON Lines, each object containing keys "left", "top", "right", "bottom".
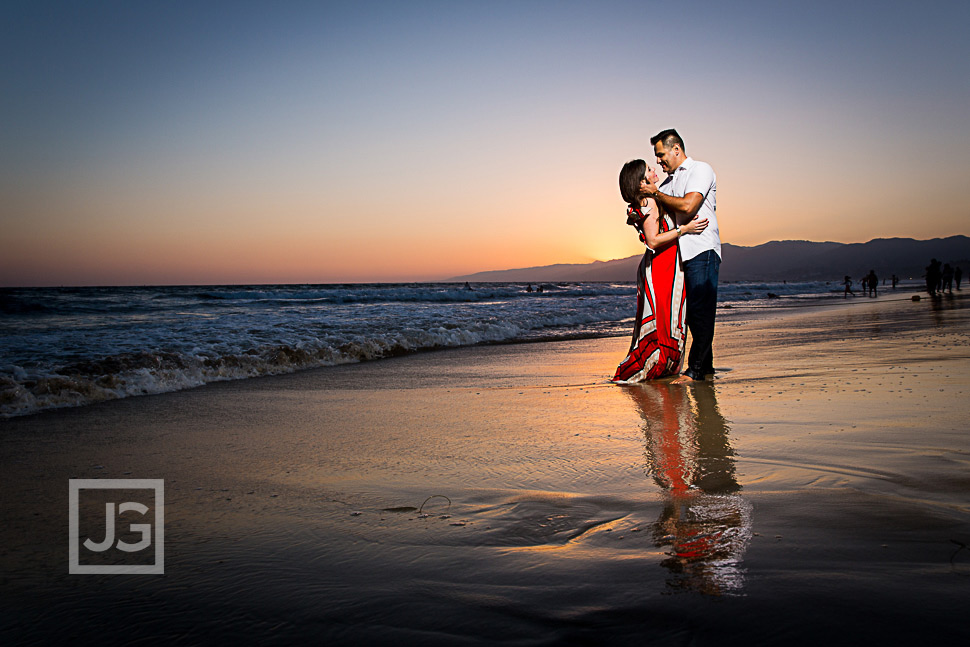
{"left": 3, "top": 293, "right": 969, "bottom": 645}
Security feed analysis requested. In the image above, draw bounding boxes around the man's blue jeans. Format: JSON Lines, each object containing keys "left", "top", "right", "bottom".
{"left": 682, "top": 250, "right": 720, "bottom": 380}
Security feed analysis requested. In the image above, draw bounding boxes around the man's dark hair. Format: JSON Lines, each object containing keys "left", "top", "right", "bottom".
{"left": 619, "top": 159, "right": 646, "bottom": 208}
{"left": 650, "top": 129, "right": 685, "bottom": 153}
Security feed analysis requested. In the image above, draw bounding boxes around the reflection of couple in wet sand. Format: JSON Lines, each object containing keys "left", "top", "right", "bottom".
{"left": 627, "top": 381, "right": 751, "bottom": 595}
{"left": 613, "top": 129, "right": 720, "bottom": 384}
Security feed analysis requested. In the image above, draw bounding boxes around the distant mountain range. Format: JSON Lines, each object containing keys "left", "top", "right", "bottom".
{"left": 448, "top": 236, "right": 970, "bottom": 283}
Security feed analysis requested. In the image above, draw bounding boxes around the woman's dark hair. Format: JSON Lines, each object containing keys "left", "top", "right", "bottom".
{"left": 619, "top": 159, "right": 646, "bottom": 209}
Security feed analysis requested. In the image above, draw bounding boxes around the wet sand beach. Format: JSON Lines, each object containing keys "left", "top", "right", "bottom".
{"left": 2, "top": 293, "right": 969, "bottom": 645}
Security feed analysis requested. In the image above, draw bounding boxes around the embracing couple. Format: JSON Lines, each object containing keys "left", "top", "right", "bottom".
{"left": 612, "top": 129, "right": 720, "bottom": 385}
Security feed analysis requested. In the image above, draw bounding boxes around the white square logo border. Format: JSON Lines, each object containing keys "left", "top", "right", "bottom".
{"left": 69, "top": 479, "right": 164, "bottom": 574}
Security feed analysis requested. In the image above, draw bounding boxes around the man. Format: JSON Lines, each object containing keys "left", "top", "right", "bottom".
{"left": 641, "top": 129, "right": 719, "bottom": 383}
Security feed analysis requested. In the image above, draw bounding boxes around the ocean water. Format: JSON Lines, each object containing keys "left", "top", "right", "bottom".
{"left": 0, "top": 280, "right": 844, "bottom": 417}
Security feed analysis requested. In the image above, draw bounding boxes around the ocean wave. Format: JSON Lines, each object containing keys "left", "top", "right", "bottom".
{"left": 0, "top": 293, "right": 57, "bottom": 315}
{"left": 1, "top": 280, "right": 846, "bottom": 418}
{"left": 719, "top": 281, "right": 839, "bottom": 302}
{"left": 3, "top": 283, "right": 637, "bottom": 316}
{"left": 179, "top": 283, "right": 636, "bottom": 306}
{"left": 0, "top": 306, "right": 629, "bottom": 417}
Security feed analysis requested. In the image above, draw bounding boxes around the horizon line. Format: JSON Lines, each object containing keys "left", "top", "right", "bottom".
{"left": 4, "top": 234, "right": 967, "bottom": 289}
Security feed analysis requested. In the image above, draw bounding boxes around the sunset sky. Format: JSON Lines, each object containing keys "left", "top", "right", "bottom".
{"left": 2, "top": 0, "right": 968, "bottom": 286}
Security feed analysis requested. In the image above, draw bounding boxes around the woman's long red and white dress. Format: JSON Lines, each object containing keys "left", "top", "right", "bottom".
{"left": 612, "top": 205, "right": 687, "bottom": 382}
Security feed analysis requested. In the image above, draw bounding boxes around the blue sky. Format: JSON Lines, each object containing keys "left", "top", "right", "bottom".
{"left": 2, "top": 1, "right": 968, "bottom": 284}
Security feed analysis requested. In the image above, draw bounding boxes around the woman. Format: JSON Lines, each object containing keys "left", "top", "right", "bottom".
{"left": 613, "top": 159, "right": 707, "bottom": 382}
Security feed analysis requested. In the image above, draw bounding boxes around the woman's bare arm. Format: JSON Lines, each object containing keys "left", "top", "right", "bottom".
{"left": 641, "top": 199, "right": 708, "bottom": 250}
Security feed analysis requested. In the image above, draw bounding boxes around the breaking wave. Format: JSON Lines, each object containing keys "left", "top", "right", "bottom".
{"left": 1, "top": 280, "right": 846, "bottom": 417}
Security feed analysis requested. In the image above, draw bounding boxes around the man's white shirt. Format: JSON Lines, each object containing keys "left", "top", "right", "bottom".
{"left": 658, "top": 157, "right": 719, "bottom": 262}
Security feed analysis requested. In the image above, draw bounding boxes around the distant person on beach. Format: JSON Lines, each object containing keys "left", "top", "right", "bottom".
{"left": 866, "top": 270, "right": 878, "bottom": 297}
{"left": 891, "top": 274, "right": 898, "bottom": 289}
{"left": 612, "top": 159, "right": 708, "bottom": 382}
{"left": 640, "top": 129, "right": 720, "bottom": 384}
{"left": 843, "top": 276, "right": 854, "bottom": 298}
{"left": 956, "top": 266, "right": 963, "bottom": 290}
{"left": 925, "top": 259, "right": 941, "bottom": 296}
{"left": 941, "top": 264, "right": 953, "bottom": 293}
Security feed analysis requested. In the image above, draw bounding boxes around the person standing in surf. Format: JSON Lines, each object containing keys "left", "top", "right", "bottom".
{"left": 640, "top": 129, "right": 720, "bottom": 384}
{"left": 613, "top": 160, "right": 708, "bottom": 382}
